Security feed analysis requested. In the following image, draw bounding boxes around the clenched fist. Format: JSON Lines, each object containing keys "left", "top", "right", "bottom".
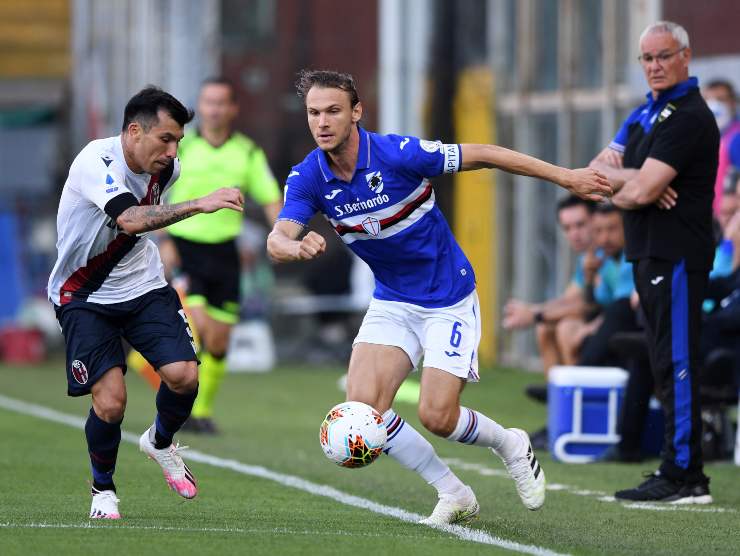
{"left": 297, "top": 230, "right": 326, "bottom": 260}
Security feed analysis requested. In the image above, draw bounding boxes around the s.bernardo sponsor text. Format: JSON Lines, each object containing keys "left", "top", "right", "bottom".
{"left": 334, "top": 192, "right": 390, "bottom": 217}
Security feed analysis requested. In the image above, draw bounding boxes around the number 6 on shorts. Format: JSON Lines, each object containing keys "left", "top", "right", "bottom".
{"left": 450, "top": 321, "right": 462, "bottom": 348}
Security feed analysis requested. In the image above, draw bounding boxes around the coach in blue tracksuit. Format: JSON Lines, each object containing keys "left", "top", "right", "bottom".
{"left": 590, "top": 21, "right": 719, "bottom": 503}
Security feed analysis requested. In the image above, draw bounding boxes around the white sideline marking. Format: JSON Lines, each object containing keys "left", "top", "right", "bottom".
{"left": 0, "top": 522, "right": 436, "bottom": 538}
{"left": 621, "top": 502, "right": 733, "bottom": 513}
{"left": 0, "top": 395, "right": 565, "bottom": 556}
{"left": 443, "top": 458, "right": 736, "bottom": 514}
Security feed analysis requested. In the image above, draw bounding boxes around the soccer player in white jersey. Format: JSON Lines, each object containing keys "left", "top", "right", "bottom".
{"left": 268, "top": 70, "right": 612, "bottom": 525}
{"left": 48, "top": 87, "right": 244, "bottom": 519}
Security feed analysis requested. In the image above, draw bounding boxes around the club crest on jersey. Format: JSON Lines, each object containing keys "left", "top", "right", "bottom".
{"left": 361, "top": 216, "right": 381, "bottom": 236}
{"left": 71, "top": 360, "right": 89, "bottom": 384}
{"left": 151, "top": 182, "right": 161, "bottom": 204}
{"left": 365, "top": 171, "right": 384, "bottom": 194}
{"left": 143, "top": 178, "right": 162, "bottom": 205}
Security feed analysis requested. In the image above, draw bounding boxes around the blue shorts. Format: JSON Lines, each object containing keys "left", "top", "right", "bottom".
{"left": 54, "top": 285, "right": 198, "bottom": 397}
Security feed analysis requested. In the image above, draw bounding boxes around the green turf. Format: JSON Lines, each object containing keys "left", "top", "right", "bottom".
{"left": 0, "top": 361, "right": 738, "bottom": 555}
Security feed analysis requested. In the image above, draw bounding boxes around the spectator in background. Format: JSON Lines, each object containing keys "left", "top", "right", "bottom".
{"left": 566, "top": 203, "right": 637, "bottom": 368}
{"left": 503, "top": 195, "right": 595, "bottom": 386}
{"left": 710, "top": 189, "right": 737, "bottom": 280}
{"left": 502, "top": 195, "right": 595, "bottom": 449}
{"left": 508, "top": 202, "right": 635, "bottom": 449}
{"left": 701, "top": 208, "right": 740, "bottom": 384}
{"left": 590, "top": 21, "right": 718, "bottom": 503}
{"left": 703, "top": 80, "right": 740, "bottom": 216}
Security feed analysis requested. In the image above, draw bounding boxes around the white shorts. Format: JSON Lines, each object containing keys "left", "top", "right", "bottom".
{"left": 353, "top": 290, "right": 481, "bottom": 381}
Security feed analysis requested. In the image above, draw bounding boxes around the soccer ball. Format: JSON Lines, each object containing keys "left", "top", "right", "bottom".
{"left": 319, "top": 401, "right": 387, "bottom": 468}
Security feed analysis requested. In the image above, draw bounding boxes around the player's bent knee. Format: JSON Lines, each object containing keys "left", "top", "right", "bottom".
{"left": 160, "top": 361, "right": 199, "bottom": 393}
{"left": 93, "top": 393, "right": 126, "bottom": 422}
{"left": 418, "top": 405, "right": 457, "bottom": 437}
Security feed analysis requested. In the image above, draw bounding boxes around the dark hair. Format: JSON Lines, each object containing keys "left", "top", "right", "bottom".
{"left": 706, "top": 79, "right": 736, "bottom": 99}
{"left": 200, "top": 76, "right": 237, "bottom": 101}
{"left": 593, "top": 201, "right": 620, "bottom": 215}
{"left": 295, "top": 69, "right": 360, "bottom": 107}
{"left": 121, "top": 86, "right": 194, "bottom": 132}
{"left": 556, "top": 194, "right": 596, "bottom": 215}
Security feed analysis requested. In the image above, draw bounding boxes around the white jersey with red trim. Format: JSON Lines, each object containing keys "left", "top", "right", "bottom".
{"left": 278, "top": 127, "right": 476, "bottom": 308}
{"left": 47, "top": 135, "right": 180, "bottom": 305}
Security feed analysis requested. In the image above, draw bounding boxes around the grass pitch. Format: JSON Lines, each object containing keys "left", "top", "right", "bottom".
{"left": 0, "top": 361, "right": 738, "bottom": 555}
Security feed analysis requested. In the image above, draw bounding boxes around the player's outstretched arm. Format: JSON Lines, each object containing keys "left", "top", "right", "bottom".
{"left": 267, "top": 220, "right": 326, "bottom": 263}
{"left": 460, "top": 144, "right": 612, "bottom": 202}
{"left": 589, "top": 147, "right": 638, "bottom": 192}
{"left": 117, "top": 187, "right": 243, "bottom": 234}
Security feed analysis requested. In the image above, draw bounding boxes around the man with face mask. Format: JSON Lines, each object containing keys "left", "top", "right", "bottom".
{"left": 703, "top": 79, "right": 740, "bottom": 216}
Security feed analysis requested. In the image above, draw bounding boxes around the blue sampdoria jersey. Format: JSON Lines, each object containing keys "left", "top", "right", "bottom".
{"left": 278, "top": 127, "right": 476, "bottom": 308}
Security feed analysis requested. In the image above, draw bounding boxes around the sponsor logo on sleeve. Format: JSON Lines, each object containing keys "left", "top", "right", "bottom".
{"left": 105, "top": 174, "right": 118, "bottom": 193}
{"left": 420, "top": 139, "right": 442, "bottom": 153}
{"left": 399, "top": 137, "right": 410, "bottom": 150}
{"left": 658, "top": 102, "right": 676, "bottom": 123}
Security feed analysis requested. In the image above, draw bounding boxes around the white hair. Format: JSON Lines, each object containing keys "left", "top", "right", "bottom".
{"left": 640, "top": 21, "right": 690, "bottom": 49}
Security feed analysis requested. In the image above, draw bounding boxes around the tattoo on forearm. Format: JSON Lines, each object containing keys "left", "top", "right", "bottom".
{"left": 121, "top": 201, "right": 198, "bottom": 231}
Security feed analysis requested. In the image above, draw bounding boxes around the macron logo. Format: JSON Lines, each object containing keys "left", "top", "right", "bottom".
{"left": 324, "top": 189, "right": 342, "bottom": 200}
{"left": 651, "top": 276, "right": 664, "bottom": 286}
{"left": 399, "top": 137, "right": 410, "bottom": 150}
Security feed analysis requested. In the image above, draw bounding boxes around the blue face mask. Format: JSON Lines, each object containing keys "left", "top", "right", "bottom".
{"left": 706, "top": 98, "right": 732, "bottom": 130}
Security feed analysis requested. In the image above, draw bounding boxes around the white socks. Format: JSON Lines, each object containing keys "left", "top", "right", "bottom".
{"left": 446, "top": 406, "right": 521, "bottom": 460}
{"left": 382, "top": 409, "right": 464, "bottom": 494}
{"left": 381, "top": 408, "right": 521, "bottom": 497}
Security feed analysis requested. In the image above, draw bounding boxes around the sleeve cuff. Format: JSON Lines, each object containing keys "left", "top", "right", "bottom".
{"left": 104, "top": 192, "right": 138, "bottom": 221}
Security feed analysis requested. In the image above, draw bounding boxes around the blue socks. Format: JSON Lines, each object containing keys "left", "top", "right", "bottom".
{"left": 85, "top": 408, "right": 122, "bottom": 492}
{"left": 154, "top": 382, "right": 198, "bottom": 449}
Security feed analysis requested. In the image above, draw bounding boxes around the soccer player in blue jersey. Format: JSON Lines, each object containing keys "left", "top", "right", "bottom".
{"left": 268, "top": 69, "right": 611, "bottom": 525}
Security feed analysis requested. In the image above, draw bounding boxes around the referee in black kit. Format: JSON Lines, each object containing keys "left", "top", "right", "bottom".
{"left": 590, "top": 21, "right": 719, "bottom": 503}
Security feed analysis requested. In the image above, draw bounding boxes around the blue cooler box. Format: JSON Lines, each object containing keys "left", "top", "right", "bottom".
{"left": 548, "top": 366, "right": 628, "bottom": 463}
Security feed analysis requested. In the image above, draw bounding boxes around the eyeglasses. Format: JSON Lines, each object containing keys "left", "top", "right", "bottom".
{"left": 638, "top": 47, "right": 686, "bottom": 65}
